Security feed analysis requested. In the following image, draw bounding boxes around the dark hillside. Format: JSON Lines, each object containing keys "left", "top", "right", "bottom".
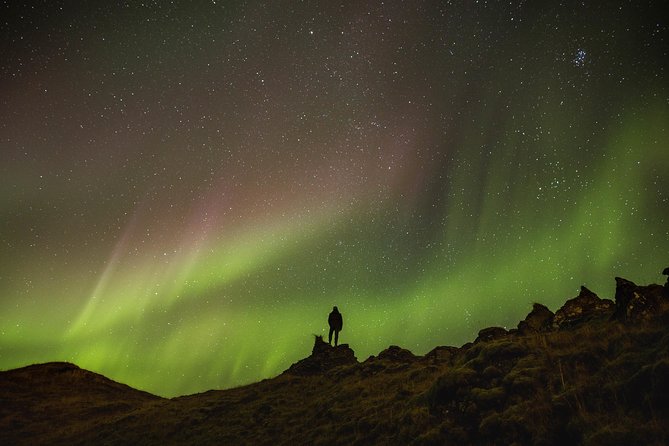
{"left": 1, "top": 273, "right": 668, "bottom": 445}
{"left": 0, "top": 362, "right": 163, "bottom": 444}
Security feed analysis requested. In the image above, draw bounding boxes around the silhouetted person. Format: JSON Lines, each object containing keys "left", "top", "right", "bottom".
{"left": 663, "top": 267, "right": 669, "bottom": 293}
{"left": 328, "top": 306, "right": 343, "bottom": 346}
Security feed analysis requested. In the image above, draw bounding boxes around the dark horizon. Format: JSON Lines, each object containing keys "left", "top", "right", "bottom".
{"left": 2, "top": 276, "right": 668, "bottom": 445}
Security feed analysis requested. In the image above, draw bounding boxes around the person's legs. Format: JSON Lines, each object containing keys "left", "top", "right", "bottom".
{"left": 328, "top": 327, "right": 334, "bottom": 345}
{"left": 334, "top": 330, "right": 339, "bottom": 346}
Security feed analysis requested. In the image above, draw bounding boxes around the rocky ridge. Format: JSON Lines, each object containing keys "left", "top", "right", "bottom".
{"left": 1, "top": 271, "right": 669, "bottom": 445}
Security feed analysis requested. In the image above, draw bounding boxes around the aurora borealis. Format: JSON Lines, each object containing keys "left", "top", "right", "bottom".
{"left": 1, "top": 1, "right": 667, "bottom": 397}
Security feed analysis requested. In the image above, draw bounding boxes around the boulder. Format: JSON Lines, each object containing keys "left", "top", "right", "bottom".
{"left": 613, "top": 277, "right": 669, "bottom": 323}
{"left": 517, "top": 303, "right": 554, "bottom": 335}
{"left": 553, "top": 286, "right": 614, "bottom": 329}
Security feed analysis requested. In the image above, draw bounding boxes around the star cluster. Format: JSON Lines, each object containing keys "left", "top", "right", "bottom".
{"left": 1, "top": 1, "right": 667, "bottom": 396}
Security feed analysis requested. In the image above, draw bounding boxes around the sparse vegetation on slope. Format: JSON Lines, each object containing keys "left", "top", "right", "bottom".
{"left": 1, "top": 275, "right": 668, "bottom": 445}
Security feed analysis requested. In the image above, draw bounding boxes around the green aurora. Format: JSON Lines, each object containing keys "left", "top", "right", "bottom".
{"left": 1, "top": 1, "right": 667, "bottom": 396}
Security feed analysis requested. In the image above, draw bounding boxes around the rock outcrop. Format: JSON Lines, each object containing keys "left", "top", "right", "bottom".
{"left": 517, "top": 303, "right": 554, "bottom": 335}
{"left": 284, "top": 335, "right": 357, "bottom": 376}
{"left": 4, "top": 270, "right": 669, "bottom": 446}
{"left": 424, "top": 346, "right": 459, "bottom": 365}
{"left": 612, "top": 276, "right": 669, "bottom": 323}
{"left": 475, "top": 327, "right": 508, "bottom": 343}
{"left": 612, "top": 277, "right": 639, "bottom": 321}
{"left": 553, "top": 286, "right": 614, "bottom": 329}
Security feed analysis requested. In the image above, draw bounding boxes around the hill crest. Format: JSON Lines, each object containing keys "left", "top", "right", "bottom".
{"left": 2, "top": 272, "right": 669, "bottom": 445}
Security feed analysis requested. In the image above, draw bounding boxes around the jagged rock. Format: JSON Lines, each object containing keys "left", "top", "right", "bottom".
{"left": 517, "top": 303, "right": 554, "bottom": 335}
{"left": 553, "top": 286, "right": 614, "bottom": 329}
{"left": 612, "top": 277, "right": 638, "bottom": 321}
{"left": 613, "top": 277, "right": 669, "bottom": 323}
{"left": 6, "top": 270, "right": 669, "bottom": 446}
{"left": 621, "top": 287, "right": 652, "bottom": 322}
{"left": 475, "top": 327, "right": 508, "bottom": 343}
{"left": 284, "top": 335, "right": 357, "bottom": 376}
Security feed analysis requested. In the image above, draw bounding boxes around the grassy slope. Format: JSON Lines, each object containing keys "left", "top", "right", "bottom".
{"left": 1, "top": 286, "right": 669, "bottom": 445}
{"left": 0, "top": 362, "right": 163, "bottom": 445}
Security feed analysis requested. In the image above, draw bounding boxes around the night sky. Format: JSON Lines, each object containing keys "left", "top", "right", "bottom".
{"left": 1, "top": 1, "right": 667, "bottom": 397}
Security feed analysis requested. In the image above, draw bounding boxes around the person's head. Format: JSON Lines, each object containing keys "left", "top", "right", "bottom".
{"left": 333, "top": 306, "right": 338, "bottom": 312}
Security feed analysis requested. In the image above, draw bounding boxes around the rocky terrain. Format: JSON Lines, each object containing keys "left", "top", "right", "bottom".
{"left": 2, "top": 272, "right": 669, "bottom": 445}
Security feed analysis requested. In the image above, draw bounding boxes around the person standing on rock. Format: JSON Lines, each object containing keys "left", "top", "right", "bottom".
{"left": 328, "top": 306, "right": 343, "bottom": 346}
